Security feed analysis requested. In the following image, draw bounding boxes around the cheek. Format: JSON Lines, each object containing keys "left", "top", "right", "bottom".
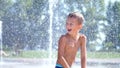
{"left": 66, "top": 24, "right": 71, "bottom": 28}
{"left": 66, "top": 24, "right": 68, "bottom": 28}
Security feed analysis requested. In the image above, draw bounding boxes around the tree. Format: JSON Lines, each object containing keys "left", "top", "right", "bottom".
{"left": 104, "top": 1, "right": 120, "bottom": 51}
{"left": 1, "top": 0, "right": 49, "bottom": 50}
{"left": 1, "top": 0, "right": 106, "bottom": 51}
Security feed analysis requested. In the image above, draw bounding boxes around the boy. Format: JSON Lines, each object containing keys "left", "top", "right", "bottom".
{"left": 55, "top": 12, "right": 87, "bottom": 68}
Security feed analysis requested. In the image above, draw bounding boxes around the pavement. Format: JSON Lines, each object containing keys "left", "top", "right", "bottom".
{"left": 0, "top": 58, "right": 120, "bottom": 68}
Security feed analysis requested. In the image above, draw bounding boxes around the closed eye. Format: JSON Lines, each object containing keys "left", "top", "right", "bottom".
{"left": 70, "top": 23, "right": 73, "bottom": 26}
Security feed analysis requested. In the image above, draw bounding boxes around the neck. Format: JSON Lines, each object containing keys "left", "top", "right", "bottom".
{"left": 68, "top": 32, "right": 79, "bottom": 40}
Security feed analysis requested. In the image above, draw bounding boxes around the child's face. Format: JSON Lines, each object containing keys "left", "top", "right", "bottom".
{"left": 66, "top": 17, "right": 82, "bottom": 34}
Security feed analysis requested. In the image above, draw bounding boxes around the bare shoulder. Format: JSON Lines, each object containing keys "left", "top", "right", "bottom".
{"left": 58, "top": 35, "right": 67, "bottom": 47}
{"left": 79, "top": 34, "right": 87, "bottom": 47}
{"left": 59, "top": 34, "right": 67, "bottom": 41}
{"left": 79, "top": 34, "right": 87, "bottom": 40}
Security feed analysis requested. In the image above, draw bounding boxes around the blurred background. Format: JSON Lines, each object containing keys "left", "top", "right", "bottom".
{"left": 0, "top": 0, "right": 120, "bottom": 68}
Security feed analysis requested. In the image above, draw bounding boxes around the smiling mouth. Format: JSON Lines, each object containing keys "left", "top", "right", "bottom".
{"left": 68, "top": 29, "right": 72, "bottom": 32}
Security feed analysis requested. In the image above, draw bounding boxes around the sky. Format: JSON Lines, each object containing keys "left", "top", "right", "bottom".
{"left": 105, "top": 0, "right": 120, "bottom": 7}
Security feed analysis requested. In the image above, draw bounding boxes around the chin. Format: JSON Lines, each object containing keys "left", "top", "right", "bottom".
{"left": 67, "top": 32, "right": 72, "bottom": 34}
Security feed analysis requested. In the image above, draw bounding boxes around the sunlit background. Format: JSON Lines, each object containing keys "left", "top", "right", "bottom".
{"left": 0, "top": 0, "right": 120, "bottom": 68}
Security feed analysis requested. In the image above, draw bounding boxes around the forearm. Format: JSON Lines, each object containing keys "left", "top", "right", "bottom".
{"left": 80, "top": 35, "right": 87, "bottom": 68}
{"left": 61, "top": 56, "right": 70, "bottom": 68}
{"left": 81, "top": 57, "right": 86, "bottom": 68}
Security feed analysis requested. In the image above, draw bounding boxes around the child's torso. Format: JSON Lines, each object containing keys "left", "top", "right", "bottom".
{"left": 64, "top": 34, "right": 81, "bottom": 66}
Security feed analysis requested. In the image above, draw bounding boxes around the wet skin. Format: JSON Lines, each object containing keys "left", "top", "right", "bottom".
{"left": 56, "top": 17, "right": 87, "bottom": 68}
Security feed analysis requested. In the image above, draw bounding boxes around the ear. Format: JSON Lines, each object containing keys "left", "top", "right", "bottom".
{"left": 78, "top": 24, "right": 82, "bottom": 29}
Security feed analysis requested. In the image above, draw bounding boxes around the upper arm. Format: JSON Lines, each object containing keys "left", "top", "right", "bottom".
{"left": 80, "top": 35, "right": 87, "bottom": 68}
{"left": 81, "top": 35, "right": 87, "bottom": 47}
{"left": 58, "top": 35, "right": 66, "bottom": 58}
{"left": 80, "top": 34, "right": 87, "bottom": 58}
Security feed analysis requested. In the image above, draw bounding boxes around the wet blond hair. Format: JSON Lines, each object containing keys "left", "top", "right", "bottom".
{"left": 67, "top": 12, "right": 84, "bottom": 24}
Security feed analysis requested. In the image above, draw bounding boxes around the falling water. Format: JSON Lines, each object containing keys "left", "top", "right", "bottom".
{"left": 0, "top": 21, "right": 2, "bottom": 63}
{"left": 48, "top": 0, "right": 54, "bottom": 61}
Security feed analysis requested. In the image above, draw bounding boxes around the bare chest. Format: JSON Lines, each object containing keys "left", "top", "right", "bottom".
{"left": 65, "top": 39, "right": 80, "bottom": 51}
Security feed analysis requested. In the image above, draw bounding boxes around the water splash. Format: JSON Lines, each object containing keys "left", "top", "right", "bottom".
{"left": 48, "top": 0, "right": 54, "bottom": 62}
{"left": 0, "top": 21, "right": 3, "bottom": 64}
{"left": 48, "top": 0, "right": 58, "bottom": 65}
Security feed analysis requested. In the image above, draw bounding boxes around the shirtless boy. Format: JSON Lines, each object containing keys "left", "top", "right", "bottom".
{"left": 55, "top": 12, "right": 87, "bottom": 68}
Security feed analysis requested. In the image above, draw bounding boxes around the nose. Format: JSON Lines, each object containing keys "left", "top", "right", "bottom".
{"left": 66, "top": 23, "right": 70, "bottom": 29}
